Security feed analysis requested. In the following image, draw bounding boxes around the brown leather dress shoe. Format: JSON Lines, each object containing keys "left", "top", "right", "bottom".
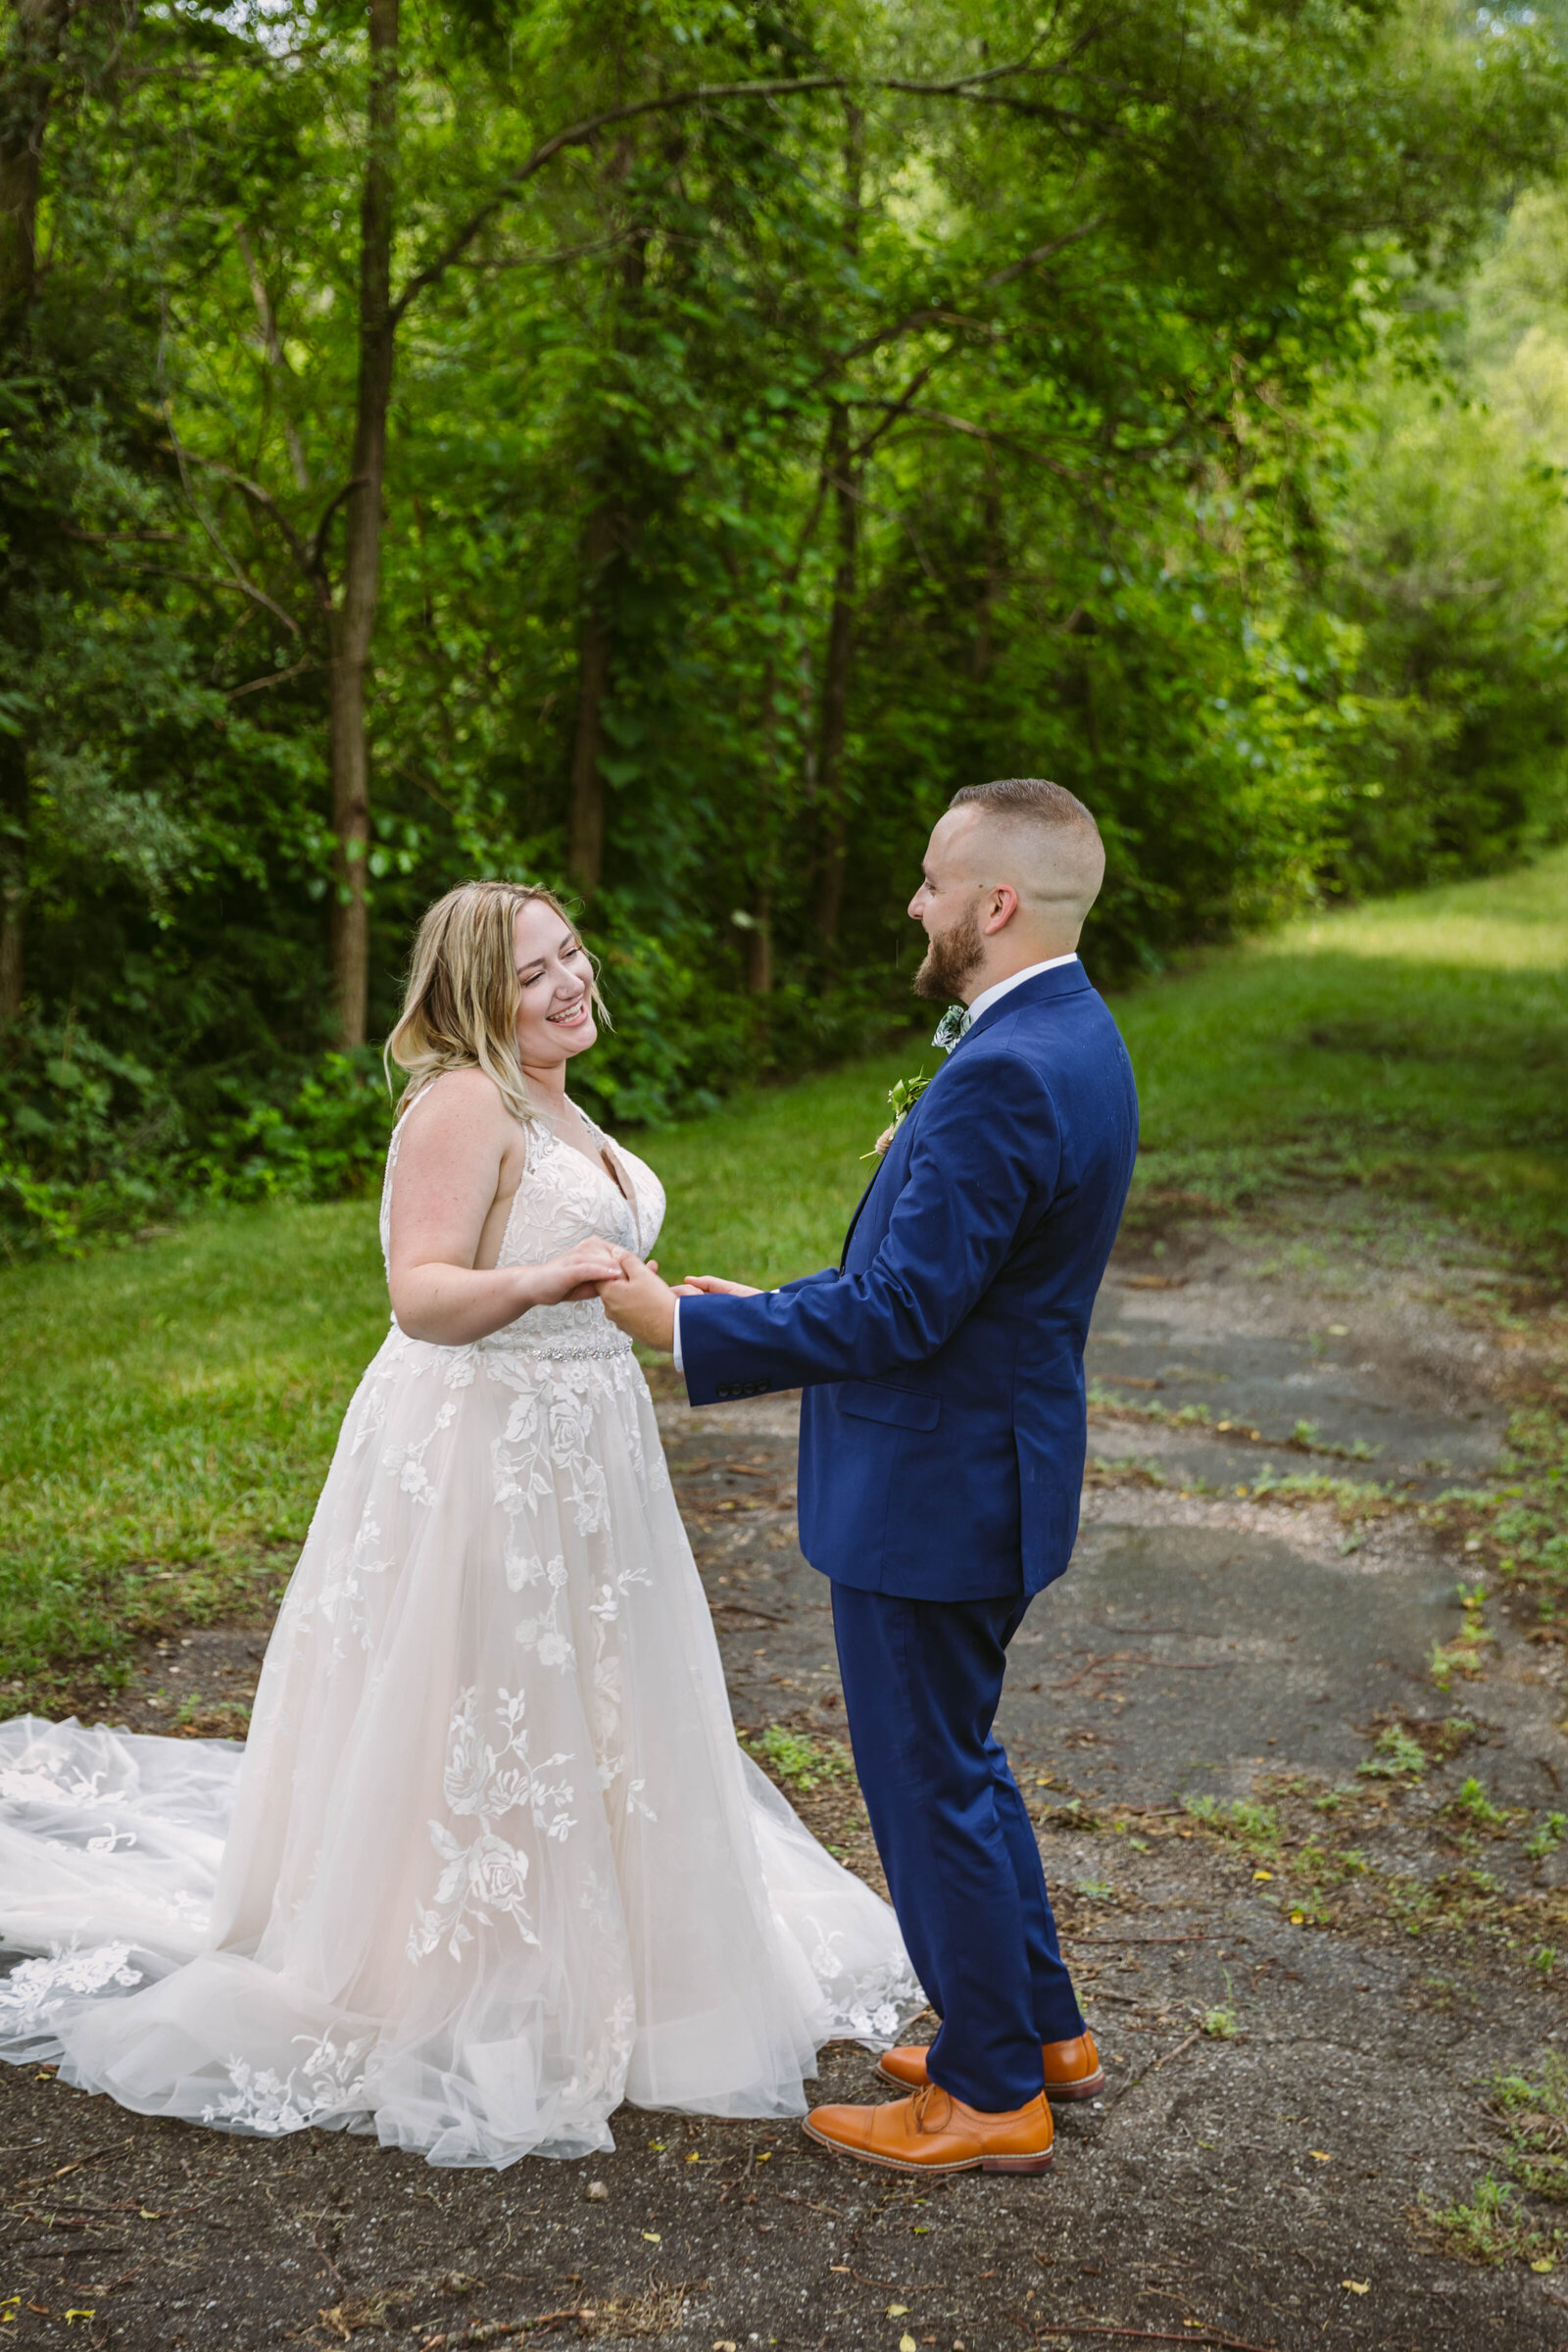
{"left": 804, "top": 2083, "right": 1054, "bottom": 2175}
{"left": 878, "top": 2029, "right": 1105, "bottom": 2102}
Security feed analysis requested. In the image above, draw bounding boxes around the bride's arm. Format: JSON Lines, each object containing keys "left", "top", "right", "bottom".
{"left": 387, "top": 1074, "right": 627, "bottom": 1345}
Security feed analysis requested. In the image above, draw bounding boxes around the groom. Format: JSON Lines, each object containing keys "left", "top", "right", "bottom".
{"left": 602, "top": 777, "right": 1139, "bottom": 2176}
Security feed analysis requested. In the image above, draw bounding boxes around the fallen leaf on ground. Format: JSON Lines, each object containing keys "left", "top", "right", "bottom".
{"left": 1342, "top": 2279, "right": 1370, "bottom": 2294}
{"left": 1309, "top": 2149, "right": 1332, "bottom": 2161}
{"left": 642, "top": 2231, "right": 662, "bottom": 2243}
{"left": 887, "top": 2305, "right": 908, "bottom": 2318}
{"left": 900, "top": 2336, "right": 917, "bottom": 2352}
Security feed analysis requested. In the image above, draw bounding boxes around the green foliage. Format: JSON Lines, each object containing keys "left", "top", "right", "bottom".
{"left": 0, "top": 1018, "right": 182, "bottom": 1254}
{"left": 0, "top": 0, "right": 1563, "bottom": 1248}
{"left": 1180, "top": 1794, "right": 1281, "bottom": 1852}
{"left": 1422, "top": 2171, "right": 1563, "bottom": 2268}
{"left": 741, "top": 1725, "right": 854, "bottom": 1791}
{"left": 1358, "top": 1725, "right": 1428, "bottom": 1780}
{"left": 1425, "top": 2060, "right": 1568, "bottom": 2271}
{"left": 198, "top": 1052, "right": 396, "bottom": 1205}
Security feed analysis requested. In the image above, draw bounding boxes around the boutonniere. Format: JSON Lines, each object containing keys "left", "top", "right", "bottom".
{"left": 866, "top": 1066, "right": 932, "bottom": 1159}
{"left": 863, "top": 1005, "right": 968, "bottom": 1156}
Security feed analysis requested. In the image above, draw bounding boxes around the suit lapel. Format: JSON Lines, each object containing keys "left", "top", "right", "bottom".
{"left": 839, "top": 1161, "right": 884, "bottom": 1270}
{"left": 837, "top": 968, "right": 1095, "bottom": 1266}
{"left": 838, "top": 1058, "right": 945, "bottom": 1268}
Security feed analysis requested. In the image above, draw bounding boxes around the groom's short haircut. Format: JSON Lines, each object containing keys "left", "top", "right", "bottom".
{"left": 947, "top": 778, "right": 1105, "bottom": 921}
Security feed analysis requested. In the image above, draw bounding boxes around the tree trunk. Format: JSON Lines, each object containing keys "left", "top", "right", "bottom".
{"left": 815, "top": 101, "right": 863, "bottom": 956}
{"left": 328, "top": 0, "right": 399, "bottom": 1051}
{"left": 815, "top": 399, "right": 858, "bottom": 951}
{"left": 567, "top": 501, "right": 616, "bottom": 895}
{"left": 746, "top": 890, "right": 773, "bottom": 995}
{"left": 0, "top": 0, "right": 70, "bottom": 332}
{"left": 0, "top": 737, "right": 24, "bottom": 1022}
{"left": 973, "top": 472, "right": 1002, "bottom": 680}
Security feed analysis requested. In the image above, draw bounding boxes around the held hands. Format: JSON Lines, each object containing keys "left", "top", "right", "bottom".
{"left": 594, "top": 1257, "right": 763, "bottom": 1351}
{"left": 596, "top": 1250, "right": 679, "bottom": 1349}
{"left": 528, "top": 1239, "right": 632, "bottom": 1308}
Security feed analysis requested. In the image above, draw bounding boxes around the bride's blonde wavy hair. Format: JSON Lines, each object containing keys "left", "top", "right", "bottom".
{"left": 385, "top": 881, "right": 608, "bottom": 1125}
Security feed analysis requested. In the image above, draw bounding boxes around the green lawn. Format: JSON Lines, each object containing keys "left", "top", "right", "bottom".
{"left": 3, "top": 848, "right": 1565, "bottom": 1708}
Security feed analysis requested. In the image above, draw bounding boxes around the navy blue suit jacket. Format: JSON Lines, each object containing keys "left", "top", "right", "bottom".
{"left": 678, "top": 962, "right": 1139, "bottom": 1601}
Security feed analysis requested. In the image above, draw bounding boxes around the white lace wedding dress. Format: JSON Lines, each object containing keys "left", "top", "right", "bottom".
{"left": 0, "top": 1089, "right": 918, "bottom": 2166}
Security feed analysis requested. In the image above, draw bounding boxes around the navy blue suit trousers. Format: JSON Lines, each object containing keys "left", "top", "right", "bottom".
{"left": 831, "top": 1585, "right": 1083, "bottom": 2109}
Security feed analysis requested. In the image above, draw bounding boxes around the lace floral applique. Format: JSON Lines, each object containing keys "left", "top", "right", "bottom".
{"left": 514, "top": 1555, "right": 575, "bottom": 1672}
{"left": 0, "top": 1758, "right": 130, "bottom": 1809}
{"left": 559, "top": 1990, "right": 636, "bottom": 2120}
{"left": 381, "top": 1400, "right": 459, "bottom": 1503}
{"left": 583, "top": 1552, "right": 654, "bottom": 1796}
{"left": 0, "top": 1941, "right": 143, "bottom": 2033}
{"left": 200, "top": 2030, "right": 373, "bottom": 2134}
{"left": 350, "top": 1372, "right": 391, "bottom": 1456}
{"left": 408, "top": 1688, "right": 576, "bottom": 1965}
{"left": 803, "top": 1918, "right": 920, "bottom": 2043}
{"left": 489, "top": 1361, "right": 613, "bottom": 1580}
{"left": 313, "top": 1511, "right": 394, "bottom": 1656}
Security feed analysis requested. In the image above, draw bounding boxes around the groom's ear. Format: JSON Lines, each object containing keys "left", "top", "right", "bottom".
{"left": 982, "top": 883, "right": 1021, "bottom": 935}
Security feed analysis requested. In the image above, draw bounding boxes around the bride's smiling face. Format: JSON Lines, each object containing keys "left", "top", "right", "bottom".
{"left": 513, "top": 900, "right": 597, "bottom": 1069}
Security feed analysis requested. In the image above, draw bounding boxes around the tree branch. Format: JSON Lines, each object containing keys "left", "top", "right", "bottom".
{"left": 307, "top": 473, "right": 368, "bottom": 575}
{"left": 159, "top": 415, "right": 305, "bottom": 636}
{"left": 225, "top": 656, "right": 322, "bottom": 701}
{"left": 160, "top": 439, "right": 321, "bottom": 605}
{"left": 390, "top": 56, "right": 1055, "bottom": 323}
{"left": 823, "top": 216, "right": 1106, "bottom": 380}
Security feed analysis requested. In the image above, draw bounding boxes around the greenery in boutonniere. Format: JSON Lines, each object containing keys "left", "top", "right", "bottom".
{"left": 866, "top": 1067, "right": 932, "bottom": 1159}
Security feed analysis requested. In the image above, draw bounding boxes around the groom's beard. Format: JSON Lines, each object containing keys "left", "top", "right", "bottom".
{"left": 913, "top": 902, "right": 984, "bottom": 1003}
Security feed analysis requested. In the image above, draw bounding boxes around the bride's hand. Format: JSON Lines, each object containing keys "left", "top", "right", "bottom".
{"left": 677, "top": 1274, "right": 762, "bottom": 1298}
{"left": 529, "top": 1239, "right": 631, "bottom": 1308}
{"left": 596, "top": 1248, "right": 677, "bottom": 1349}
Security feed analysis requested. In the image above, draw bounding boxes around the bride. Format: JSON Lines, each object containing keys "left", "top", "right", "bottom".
{"left": 0, "top": 880, "right": 917, "bottom": 2167}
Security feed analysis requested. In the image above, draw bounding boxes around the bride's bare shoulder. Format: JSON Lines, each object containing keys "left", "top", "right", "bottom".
{"left": 396, "top": 1067, "right": 517, "bottom": 1150}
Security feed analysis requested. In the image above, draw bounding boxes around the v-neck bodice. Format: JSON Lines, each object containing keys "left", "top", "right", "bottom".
{"left": 379, "top": 1082, "right": 665, "bottom": 1358}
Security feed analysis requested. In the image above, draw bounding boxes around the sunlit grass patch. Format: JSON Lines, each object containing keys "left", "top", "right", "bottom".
{"left": 1118, "top": 844, "right": 1568, "bottom": 1262}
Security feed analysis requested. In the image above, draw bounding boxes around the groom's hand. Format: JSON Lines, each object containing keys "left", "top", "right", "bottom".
{"left": 678, "top": 1274, "right": 762, "bottom": 1298}
{"left": 597, "top": 1250, "right": 678, "bottom": 1350}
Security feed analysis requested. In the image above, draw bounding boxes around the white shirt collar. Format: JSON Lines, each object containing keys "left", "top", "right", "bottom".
{"left": 962, "top": 953, "right": 1079, "bottom": 1033}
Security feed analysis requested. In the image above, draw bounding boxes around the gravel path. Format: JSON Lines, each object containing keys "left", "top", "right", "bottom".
{"left": 6, "top": 1202, "right": 1567, "bottom": 2351}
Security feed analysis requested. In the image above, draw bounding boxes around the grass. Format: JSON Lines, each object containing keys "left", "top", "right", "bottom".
{"left": 1115, "top": 846, "right": 1568, "bottom": 1262}
{"left": 2, "top": 847, "right": 1566, "bottom": 1711}
{"left": 0, "top": 1203, "right": 390, "bottom": 1700}
{"left": 1422, "top": 2057, "right": 1568, "bottom": 2273}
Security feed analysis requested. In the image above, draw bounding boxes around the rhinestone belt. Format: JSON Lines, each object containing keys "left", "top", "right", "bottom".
{"left": 477, "top": 1333, "right": 634, "bottom": 1360}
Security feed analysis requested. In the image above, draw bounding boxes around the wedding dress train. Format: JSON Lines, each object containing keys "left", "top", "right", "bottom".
{"left": 0, "top": 1091, "right": 918, "bottom": 2166}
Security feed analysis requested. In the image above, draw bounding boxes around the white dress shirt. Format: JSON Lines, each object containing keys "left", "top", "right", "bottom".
{"left": 958, "top": 950, "right": 1079, "bottom": 1033}
{"left": 672, "top": 952, "right": 1080, "bottom": 1372}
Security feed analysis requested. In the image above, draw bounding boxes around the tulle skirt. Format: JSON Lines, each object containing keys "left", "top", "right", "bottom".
{"left": 0, "top": 1328, "right": 918, "bottom": 2166}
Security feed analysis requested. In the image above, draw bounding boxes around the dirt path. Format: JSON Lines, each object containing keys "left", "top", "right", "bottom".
{"left": 5, "top": 1203, "right": 1567, "bottom": 2352}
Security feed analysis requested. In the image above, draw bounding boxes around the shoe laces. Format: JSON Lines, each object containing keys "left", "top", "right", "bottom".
{"left": 909, "top": 2082, "right": 947, "bottom": 2133}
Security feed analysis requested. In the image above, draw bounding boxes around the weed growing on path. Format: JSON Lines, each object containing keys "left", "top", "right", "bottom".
{"left": 740, "top": 1725, "right": 854, "bottom": 1792}
{"left": 1423, "top": 2058, "right": 1568, "bottom": 2275}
